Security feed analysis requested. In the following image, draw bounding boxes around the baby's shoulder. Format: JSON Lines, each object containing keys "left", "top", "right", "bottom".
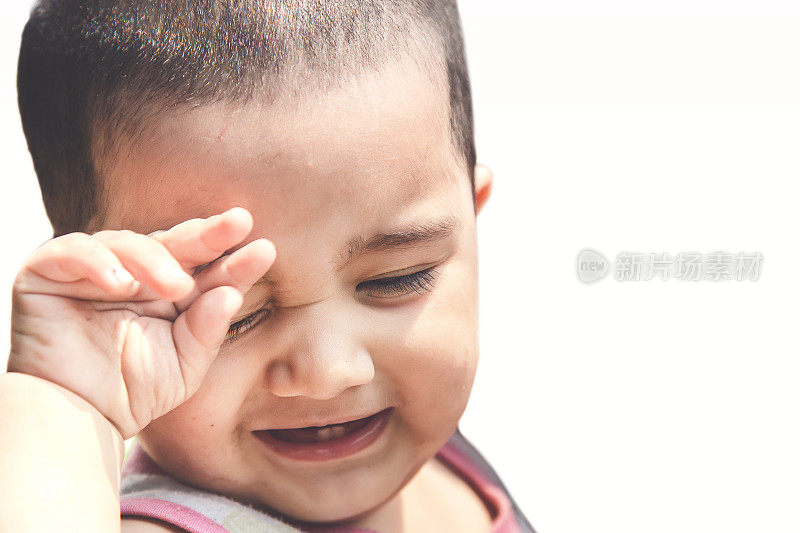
{"left": 122, "top": 517, "right": 186, "bottom": 532}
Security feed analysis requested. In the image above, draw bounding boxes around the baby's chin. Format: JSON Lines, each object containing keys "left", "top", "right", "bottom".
{"left": 244, "top": 453, "right": 431, "bottom": 527}
{"left": 245, "top": 450, "right": 433, "bottom": 524}
{"left": 187, "top": 463, "right": 410, "bottom": 526}
{"left": 253, "top": 485, "right": 398, "bottom": 527}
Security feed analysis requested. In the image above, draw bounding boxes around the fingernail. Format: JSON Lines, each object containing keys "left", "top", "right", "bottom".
{"left": 113, "top": 267, "right": 134, "bottom": 284}
{"left": 165, "top": 267, "right": 191, "bottom": 281}
{"left": 168, "top": 269, "right": 190, "bottom": 280}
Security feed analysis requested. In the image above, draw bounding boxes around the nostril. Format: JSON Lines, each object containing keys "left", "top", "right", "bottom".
{"left": 266, "top": 360, "right": 302, "bottom": 397}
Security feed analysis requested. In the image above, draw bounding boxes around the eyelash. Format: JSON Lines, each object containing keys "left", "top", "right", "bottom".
{"left": 223, "top": 266, "right": 440, "bottom": 344}
{"left": 224, "top": 308, "right": 271, "bottom": 345}
{"left": 357, "top": 266, "right": 439, "bottom": 299}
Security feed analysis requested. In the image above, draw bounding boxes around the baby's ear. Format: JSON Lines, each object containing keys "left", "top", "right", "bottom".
{"left": 474, "top": 163, "right": 493, "bottom": 216}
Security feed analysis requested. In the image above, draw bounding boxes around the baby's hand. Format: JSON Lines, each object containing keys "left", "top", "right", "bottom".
{"left": 7, "top": 207, "right": 275, "bottom": 439}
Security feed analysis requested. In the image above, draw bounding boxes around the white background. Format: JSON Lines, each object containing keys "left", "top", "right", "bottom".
{"left": 2, "top": 1, "right": 799, "bottom": 532}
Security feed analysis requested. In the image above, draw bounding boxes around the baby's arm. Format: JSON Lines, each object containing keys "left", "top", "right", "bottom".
{"left": 0, "top": 372, "right": 125, "bottom": 531}
{"left": 0, "top": 208, "right": 275, "bottom": 531}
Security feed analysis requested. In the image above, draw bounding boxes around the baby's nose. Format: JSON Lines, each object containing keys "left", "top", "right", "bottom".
{"left": 266, "top": 321, "right": 375, "bottom": 400}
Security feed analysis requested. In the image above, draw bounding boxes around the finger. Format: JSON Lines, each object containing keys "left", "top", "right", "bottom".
{"left": 174, "top": 239, "right": 276, "bottom": 312}
{"left": 171, "top": 286, "right": 243, "bottom": 398}
{"left": 92, "top": 230, "right": 195, "bottom": 302}
{"left": 21, "top": 233, "right": 138, "bottom": 294}
{"left": 12, "top": 277, "right": 163, "bottom": 303}
{"left": 150, "top": 207, "right": 254, "bottom": 270}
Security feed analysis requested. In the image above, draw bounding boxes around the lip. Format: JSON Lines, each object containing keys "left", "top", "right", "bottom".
{"left": 264, "top": 408, "right": 390, "bottom": 431}
{"left": 253, "top": 407, "right": 393, "bottom": 462}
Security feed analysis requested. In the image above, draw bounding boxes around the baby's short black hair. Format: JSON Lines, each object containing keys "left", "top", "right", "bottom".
{"left": 17, "top": 0, "right": 476, "bottom": 238}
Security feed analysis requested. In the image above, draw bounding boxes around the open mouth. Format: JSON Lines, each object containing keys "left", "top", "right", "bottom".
{"left": 267, "top": 411, "right": 380, "bottom": 443}
{"left": 254, "top": 407, "right": 393, "bottom": 461}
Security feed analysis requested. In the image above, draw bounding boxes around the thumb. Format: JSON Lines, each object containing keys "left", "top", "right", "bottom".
{"left": 172, "top": 285, "right": 242, "bottom": 399}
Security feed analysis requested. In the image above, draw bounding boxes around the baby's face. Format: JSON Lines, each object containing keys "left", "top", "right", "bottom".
{"left": 101, "top": 57, "right": 484, "bottom": 523}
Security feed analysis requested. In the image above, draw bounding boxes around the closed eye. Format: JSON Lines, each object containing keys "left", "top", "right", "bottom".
{"left": 356, "top": 266, "right": 440, "bottom": 298}
{"left": 223, "top": 266, "right": 441, "bottom": 344}
{"left": 223, "top": 308, "right": 270, "bottom": 345}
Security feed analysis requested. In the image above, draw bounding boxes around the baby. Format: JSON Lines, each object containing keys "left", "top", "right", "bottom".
{"left": 2, "top": 1, "right": 533, "bottom": 532}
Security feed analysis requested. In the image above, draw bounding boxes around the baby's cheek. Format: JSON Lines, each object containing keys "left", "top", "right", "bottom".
{"left": 137, "top": 373, "right": 249, "bottom": 476}
{"left": 393, "top": 323, "right": 477, "bottom": 437}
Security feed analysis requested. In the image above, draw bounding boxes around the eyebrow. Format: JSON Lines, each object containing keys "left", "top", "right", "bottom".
{"left": 248, "top": 214, "right": 463, "bottom": 289}
{"left": 335, "top": 214, "right": 462, "bottom": 270}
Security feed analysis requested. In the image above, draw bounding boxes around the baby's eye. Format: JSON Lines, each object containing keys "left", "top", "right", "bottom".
{"left": 224, "top": 308, "right": 271, "bottom": 345}
{"left": 223, "top": 267, "right": 440, "bottom": 344}
{"left": 357, "top": 266, "right": 440, "bottom": 299}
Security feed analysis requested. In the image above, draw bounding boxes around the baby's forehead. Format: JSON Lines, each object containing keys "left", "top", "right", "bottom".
{"left": 115, "top": 168, "right": 462, "bottom": 244}
{"left": 100, "top": 57, "right": 462, "bottom": 232}
{"left": 175, "top": 56, "right": 449, "bottom": 154}
{"left": 105, "top": 54, "right": 449, "bottom": 153}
